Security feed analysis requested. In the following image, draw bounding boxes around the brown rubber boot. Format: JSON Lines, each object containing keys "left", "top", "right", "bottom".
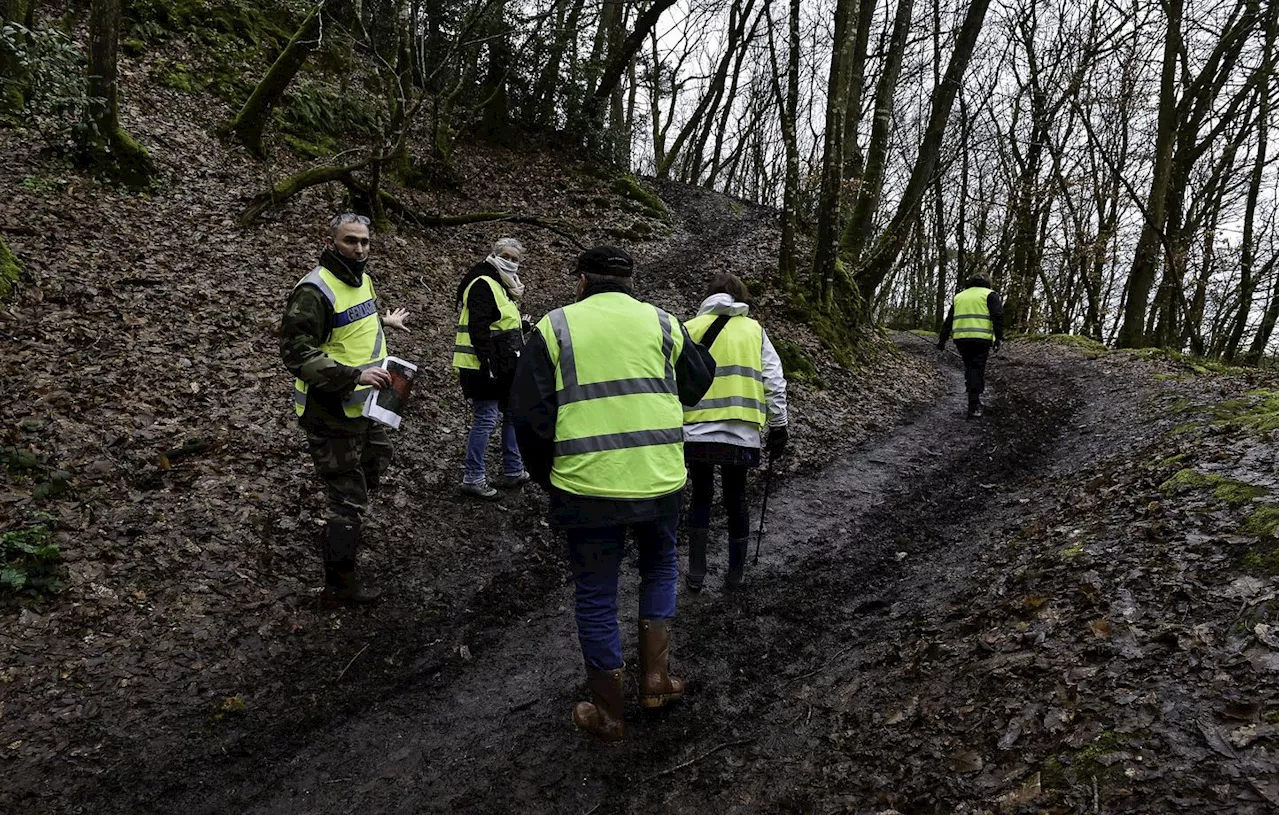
{"left": 573, "top": 667, "right": 626, "bottom": 743}
{"left": 638, "top": 619, "right": 685, "bottom": 709}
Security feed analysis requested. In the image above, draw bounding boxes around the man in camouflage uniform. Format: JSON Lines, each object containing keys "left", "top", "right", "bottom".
{"left": 280, "top": 213, "right": 411, "bottom": 607}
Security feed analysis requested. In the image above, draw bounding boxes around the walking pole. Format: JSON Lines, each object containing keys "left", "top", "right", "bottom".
{"left": 752, "top": 452, "right": 776, "bottom": 566}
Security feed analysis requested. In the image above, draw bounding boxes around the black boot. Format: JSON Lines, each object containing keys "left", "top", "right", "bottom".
{"left": 725, "top": 537, "right": 748, "bottom": 589}
{"left": 321, "top": 521, "right": 382, "bottom": 608}
{"left": 966, "top": 393, "right": 982, "bottom": 419}
{"left": 686, "top": 528, "right": 708, "bottom": 591}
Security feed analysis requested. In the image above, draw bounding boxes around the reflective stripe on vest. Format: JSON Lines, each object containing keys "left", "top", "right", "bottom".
{"left": 952, "top": 286, "right": 995, "bottom": 340}
{"left": 292, "top": 266, "right": 386, "bottom": 418}
{"left": 536, "top": 292, "right": 686, "bottom": 499}
{"left": 452, "top": 275, "right": 523, "bottom": 370}
{"left": 682, "top": 313, "right": 767, "bottom": 428}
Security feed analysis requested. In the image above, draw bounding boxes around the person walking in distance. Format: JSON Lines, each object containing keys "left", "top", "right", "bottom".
{"left": 510, "top": 246, "right": 714, "bottom": 743}
{"left": 280, "top": 213, "right": 411, "bottom": 607}
{"left": 938, "top": 272, "right": 1004, "bottom": 418}
{"left": 453, "top": 238, "right": 531, "bottom": 499}
{"left": 682, "top": 272, "right": 789, "bottom": 591}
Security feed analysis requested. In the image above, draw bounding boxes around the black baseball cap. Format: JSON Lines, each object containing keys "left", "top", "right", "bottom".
{"left": 574, "top": 245, "right": 634, "bottom": 277}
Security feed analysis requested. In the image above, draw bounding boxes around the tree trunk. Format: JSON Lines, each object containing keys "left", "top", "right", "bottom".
{"left": 809, "top": 0, "right": 857, "bottom": 307}
{"left": 852, "top": 0, "right": 992, "bottom": 311}
{"left": 1224, "top": 4, "right": 1275, "bottom": 360}
{"left": 656, "top": 0, "right": 751, "bottom": 179}
{"left": 586, "top": 0, "right": 677, "bottom": 138}
{"left": 840, "top": 0, "right": 876, "bottom": 187}
{"left": 223, "top": 5, "right": 328, "bottom": 158}
{"left": 1242, "top": 271, "right": 1278, "bottom": 365}
{"left": 842, "top": 0, "right": 914, "bottom": 265}
{"left": 0, "top": 0, "right": 34, "bottom": 113}
{"left": 83, "top": 0, "right": 154, "bottom": 188}
{"left": 769, "top": 0, "right": 802, "bottom": 290}
{"left": 478, "top": 0, "right": 513, "bottom": 144}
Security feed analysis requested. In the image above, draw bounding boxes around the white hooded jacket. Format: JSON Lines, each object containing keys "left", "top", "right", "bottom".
{"left": 683, "top": 293, "right": 788, "bottom": 449}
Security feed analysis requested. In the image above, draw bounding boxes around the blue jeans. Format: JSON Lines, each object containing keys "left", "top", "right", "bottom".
{"left": 566, "top": 514, "right": 679, "bottom": 671}
{"left": 463, "top": 400, "right": 523, "bottom": 485}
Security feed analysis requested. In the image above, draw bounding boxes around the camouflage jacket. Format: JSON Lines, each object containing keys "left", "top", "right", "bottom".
{"left": 279, "top": 251, "right": 372, "bottom": 428}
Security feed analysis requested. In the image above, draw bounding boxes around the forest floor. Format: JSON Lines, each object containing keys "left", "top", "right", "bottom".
{"left": 0, "top": 51, "right": 1277, "bottom": 815}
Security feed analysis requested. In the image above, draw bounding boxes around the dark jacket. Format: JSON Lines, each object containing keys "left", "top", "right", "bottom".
{"left": 938, "top": 287, "right": 1005, "bottom": 346}
{"left": 510, "top": 280, "right": 716, "bottom": 529}
{"left": 456, "top": 260, "right": 524, "bottom": 403}
{"left": 280, "top": 249, "right": 373, "bottom": 430}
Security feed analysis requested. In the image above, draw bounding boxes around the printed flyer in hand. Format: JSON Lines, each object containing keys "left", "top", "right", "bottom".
{"left": 362, "top": 356, "right": 418, "bottom": 429}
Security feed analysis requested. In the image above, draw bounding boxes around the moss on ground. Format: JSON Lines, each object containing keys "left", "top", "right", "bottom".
{"left": 775, "top": 340, "right": 825, "bottom": 389}
{"left": 1210, "top": 390, "right": 1279, "bottom": 433}
{"left": 1046, "top": 334, "right": 1111, "bottom": 358}
{"left": 1159, "top": 469, "right": 1269, "bottom": 505}
{"left": 125, "top": 0, "right": 295, "bottom": 49}
{"left": 1156, "top": 453, "right": 1187, "bottom": 468}
{"left": 157, "top": 61, "right": 200, "bottom": 92}
{"left": 0, "top": 236, "right": 20, "bottom": 300}
{"left": 280, "top": 132, "right": 337, "bottom": 159}
{"left": 1120, "top": 346, "right": 1253, "bottom": 377}
{"left": 1240, "top": 544, "right": 1279, "bottom": 578}
{"left": 1241, "top": 504, "right": 1279, "bottom": 539}
{"left": 275, "top": 82, "right": 383, "bottom": 149}
{"left": 611, "top": 175, "right": 670, "bottom": 221}
{"left": 1164, "top": 390, "right": 1278, "bottom": 435}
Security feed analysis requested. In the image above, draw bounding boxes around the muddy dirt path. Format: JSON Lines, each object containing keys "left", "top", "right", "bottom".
{"left": 131, "top": 337, "right": 1094, "bottom": 815}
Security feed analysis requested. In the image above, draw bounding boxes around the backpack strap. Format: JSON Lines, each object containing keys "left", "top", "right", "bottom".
{"left": 698, "top": 314, "right": 733, "bottom": 350}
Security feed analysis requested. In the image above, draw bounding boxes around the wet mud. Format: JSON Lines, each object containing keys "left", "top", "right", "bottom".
{"left": 116, "top": 337, "right": 1100, "bottom": 815}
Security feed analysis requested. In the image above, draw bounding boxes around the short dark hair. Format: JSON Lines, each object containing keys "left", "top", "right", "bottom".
{"left": 703, "top": 272, "right": 750, "bottom": 304}
{"left": 581, "top": 271, "right": 633, "bottom": 292}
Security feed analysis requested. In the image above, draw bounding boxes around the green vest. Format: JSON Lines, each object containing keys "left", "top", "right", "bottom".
{"left": 292, "top": 265, "right": 386, "bottom": 418}
{"left": 452, "top": 275, "right": 522, "bottom": 370}
{"left": 682, "top": 313, "right": 767, "bottom": 428}
{"left": 952, "top": 286, "right": 995, "bottom": 341}
{"left": 537, "top": 292, "right": 687, "bottom": 499}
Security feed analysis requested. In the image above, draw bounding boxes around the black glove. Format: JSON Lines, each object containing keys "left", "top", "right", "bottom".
{"left": 766, "top": 426, "right": 789, "bottom": 456}
{"left": 993, "top": 339, "right": 1002, "bottom": 354}
{"left": 936, "top": 341, "right": 946, "bottom": 352}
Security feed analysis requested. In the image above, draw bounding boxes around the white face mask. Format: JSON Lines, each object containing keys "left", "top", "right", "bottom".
{"left": 488, "top": 254, "right": 524, "bottom": 298}
{"left": 490, "top": 254, "right": 519, "bottom": 275}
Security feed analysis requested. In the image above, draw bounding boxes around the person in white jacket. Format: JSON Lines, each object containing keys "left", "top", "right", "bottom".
{"left": 682, "top": 273, "right": 789, "bottom": 590}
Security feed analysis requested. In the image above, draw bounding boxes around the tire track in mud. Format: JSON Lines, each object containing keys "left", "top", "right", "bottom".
{"left": 147, "top": 339, "right": 1081, "bottom": 815}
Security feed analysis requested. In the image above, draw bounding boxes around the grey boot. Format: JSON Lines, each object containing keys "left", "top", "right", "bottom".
{"left": 726, "top": 537, "right": 749, "bottom": 589}
{"left": 321, "top": 521, "right": 382, "bottom": 608}
{"left": 686, "top": 528, "right": 709, "bottom": 591}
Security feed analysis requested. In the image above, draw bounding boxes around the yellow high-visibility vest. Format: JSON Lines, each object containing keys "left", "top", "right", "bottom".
{"left": 952, "top": 286, "right": 994, "bottom": 340}
{"left": 537, "top": 292, "right": 686, "bottom": 499}
{"left": 682, "top": 314, "right": 766, "bottom": 428}
{"left": 453, "top": 275, "right": 522, "bottom": 370}
{"left": 292, "top": 265, "right": 385, "bottom": 418}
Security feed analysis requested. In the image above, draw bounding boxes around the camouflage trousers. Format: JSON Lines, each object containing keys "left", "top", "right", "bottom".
{"left": 303, "top": 420, "right": 395, "bottom": 526}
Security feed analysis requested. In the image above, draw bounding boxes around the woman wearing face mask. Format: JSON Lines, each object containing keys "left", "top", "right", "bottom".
{"left": 452, "top": 237, "right": 531, "bottom": 499}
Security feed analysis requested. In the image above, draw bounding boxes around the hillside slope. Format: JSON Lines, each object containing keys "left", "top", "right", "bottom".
{"left": 0, "top": 43, "right": 936, "bottom": 812}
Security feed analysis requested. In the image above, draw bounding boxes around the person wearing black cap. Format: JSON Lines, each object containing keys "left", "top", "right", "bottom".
{"left": 937, "top": 272, "right": 1004, "bottom": 418}
{"left": 510, "top": 245, "right": 715, "bottom": 743}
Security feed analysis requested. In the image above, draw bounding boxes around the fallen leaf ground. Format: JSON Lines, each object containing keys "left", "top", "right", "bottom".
{"left": 0, "top": 52, "right": 1276, "bottom": 815}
